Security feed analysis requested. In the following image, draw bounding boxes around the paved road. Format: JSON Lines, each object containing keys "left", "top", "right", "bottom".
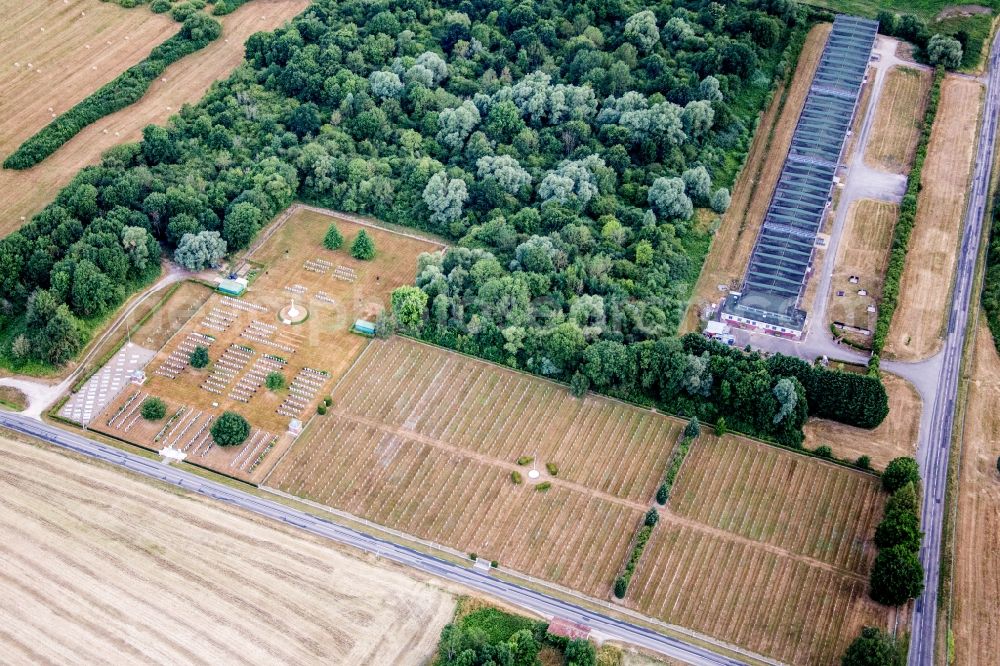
{"left": 907, "top": 33, "right": 1000, "bottom": 666}
{"left": 0, "top": 411, "right": 749, "bottom": 666}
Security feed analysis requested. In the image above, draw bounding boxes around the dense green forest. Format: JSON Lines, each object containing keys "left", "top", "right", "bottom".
{"left": 0, "top": 0, "right": 887, "bottom": 436}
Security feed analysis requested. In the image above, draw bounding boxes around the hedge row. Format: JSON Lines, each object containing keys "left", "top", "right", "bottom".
{"left": 212, "top": 0, "right": 252, "bottom": 15}
{"left": 981, "top": 187, "right": 1000, "bottom": 350}
{"left": 613, "top": 509, "right": 659, "bottom": 598}
{"left": 655, "top": 436, "right": 693, "bottom": 505}
{"left": 870, "top": 68, "right": 944, "bottom": 365}
{"left": 3, "top": 13, "right": 222, "bottom": 170}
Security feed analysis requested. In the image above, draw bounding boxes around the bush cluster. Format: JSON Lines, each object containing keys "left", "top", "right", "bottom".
{"left": 656, "top": 432, "right": 694, "bottom": 505}
{"left": 868, "top": 460, "right": 925, "bottom": 607}
{"left": 3, "top": 13, "right": 222, "bottom": 170}
{"left": 871, "top": 69, "right": 943, "bottom": 364}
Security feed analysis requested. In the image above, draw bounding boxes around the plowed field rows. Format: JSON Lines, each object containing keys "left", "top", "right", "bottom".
{"left": 268, "top": 337, "right": 890, "bottom": 664}
{"left": 628, "top": 522, "right": 885, "bottom": 665}
{"left": 670, "top": 434, "right": 882, "bottom": 572}
{"left": 328, "top": 338, "right": 682, "bottom": 503}
{"left": 273, "top": 411, "right": 642, "bottom": 595}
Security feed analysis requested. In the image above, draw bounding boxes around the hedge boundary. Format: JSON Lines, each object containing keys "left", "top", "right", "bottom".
{"left": 3, "top": 13, "right": 222, "bottom": 170}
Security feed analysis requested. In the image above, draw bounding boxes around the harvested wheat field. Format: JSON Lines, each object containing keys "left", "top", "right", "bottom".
{"left": 828, "top": 199, "right": 898, "bottom": 344}
{"left": 804, "top": 372, "right": 920, "bottom": 470}
{"left": 682, "top": 23, "right": 831, "bottom": 332}
{"left": 628, "top": 434, "right": 889, "bottom": 665}
{"left": 0, "top": 0, "right": 176, "bottom": 157}
{"left": 865, "top": 66, "right": 933, "bottom": 173}
{"left": 884, "top": 75, "right": 983, "bottom": 360}
{"left": 91, "top": 207, "right": 441, "bottom": 481}
{"left": 952, "top": 322, "right": 1000, "bottom": 664}
{"left": 0, "top": 0, "right": 309, "bottom": 236}
{"left": 0, "top": 433, "right": 454, "bottom": 665}
{"left": 267, "top": 336, "right": 888, "bottom": 664}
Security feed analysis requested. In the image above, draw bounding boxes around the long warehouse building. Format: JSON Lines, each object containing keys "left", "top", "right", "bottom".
{"left": 721, "top": 15, "right": 879, "bottom": 339}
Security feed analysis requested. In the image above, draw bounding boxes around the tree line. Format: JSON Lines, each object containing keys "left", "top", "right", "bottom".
{"left": 0, "top": 0, "right": 807, "bottom": 373}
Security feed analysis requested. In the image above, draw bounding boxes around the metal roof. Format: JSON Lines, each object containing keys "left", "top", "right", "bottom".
{"left": 725, "top": 15, "right": 878, "bottom": 329}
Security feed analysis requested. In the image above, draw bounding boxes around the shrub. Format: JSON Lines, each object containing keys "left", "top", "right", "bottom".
{"left": 265, "top": 371, "right": 285, "bottom": 391}
{"left": 323, "top": 223, "right": 343, "bottom": 250}
{"left": 317, "top": 403, "right": 327, "bottom": 415}
{"left": 883, "top": 457, "right": 920, "bottom": 493}
{"left": 140, "top": 397, "right": 166, "bottom": 420}
{"left": 841, "top": 626, "right": 902, "bottom": 666}
{"left": 324, "top": 396, "right": 332, "bottom": 406}
{"left": 644, "top": 508, "right": 659, "bottom": 526}
{"left": 150, "top": 0, "right": 171, "bottom": 13}
{"left": 546, "top": 462, "right": 558, "bottom": 476}
{"left": 996, "top": 455, "right": 1000, "bottom": 475}
{"left": 683, "top": 416, "right": 700, "bottom": 439}
{"left": 715, "top": 416, "right": 727, "bottom": 436}
{"left": 613, "top": 577, "right": 627, "bottom": 598}
{"left": 655, "top": 483, "right": 668, "bottom": 505}
{"left": 814, "top": 445, "right": 833, "bottom": 458}
{"left": 535, "top": 481, "right": 551, "bottom": 491}
{"left": 469, "top": 552, "right": 477, "bottom": 561}
{"left": 351, "top": 229, "right": 376, "bottom": 260}
{"left": 516, "top": 456, "right": 533, "bottom": 465}
{"left": 570, "top": 371, "right": 589, "bottom": 397}
{"left": 511, "top": 470, "right": 522, "bottom": 484}
{"left": 189, "top": 345, "right": 209, "bottom": 368}
{"left": 210, "top": 411, "right": 250, "bottom": 446}
{"left": 856, "top": 455, "right": 872, "bottom": 470}
{"left": 490, "top": 560, "right": 498, "bottom": 568}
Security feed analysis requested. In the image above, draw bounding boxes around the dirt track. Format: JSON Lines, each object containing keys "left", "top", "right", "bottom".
{"left": 0, "top": 0, "right": 309, "bottom": 236}
{"left": 0, "top": 433, "right": 454, "bottom": 664}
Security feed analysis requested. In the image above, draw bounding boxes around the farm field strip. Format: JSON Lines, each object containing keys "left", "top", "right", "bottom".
{"left": 864, "top": 66, "right": 934, "bottom": 173}
{"left": 0, "top": 0, "right": 311, "bottom": 236}
{"left": 885, "top": 75, "right": 984, "bottom": 360}
{"left": 669, "top": 435, "right": 881, "bottom": 573}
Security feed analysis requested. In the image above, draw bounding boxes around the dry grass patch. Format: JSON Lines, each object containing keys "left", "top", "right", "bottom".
{"left": 804, "top": 372, "right": 920, "bottom": 470}
{"left": 0, "top": 386, "right": 28, "bottom": 411}
{"left": 952, "top": 322, "right": 1000, "bottom": 663}
{"left": 865, "top": 67, "right": 934, "bottom": 173}
{"left": 0, "top": 433, "right": 455, "bottom": 664}
{"left": 683, "top": 23, "right": 830, "bottom": 332}
{"left": 91, "top": 208, "right": 440, "bottom": 481}
{"left": 828, "top": 199, "right": 898, "bottom": 343}
{"left": 628, "top": 433, "right": 888, "bottom": 665}
{"left": 885, "top": 75, "right": 983, "bottom": 360}
{"left": 0, "top": 0, "right": 310, "bottom": 236}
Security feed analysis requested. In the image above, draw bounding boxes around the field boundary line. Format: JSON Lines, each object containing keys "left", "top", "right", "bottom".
{"left": 258, "top": 484, "right": 786, "bottom": 666}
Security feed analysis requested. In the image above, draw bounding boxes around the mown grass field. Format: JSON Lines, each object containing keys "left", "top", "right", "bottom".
{"left": 885, "top": 75, "right": 984, "bottom": 360}
{"left": 865, "top": 67, "right": 934, "bottom": 173}
{"left": 266, "top": 336, "right": 889, "bottom": 664}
